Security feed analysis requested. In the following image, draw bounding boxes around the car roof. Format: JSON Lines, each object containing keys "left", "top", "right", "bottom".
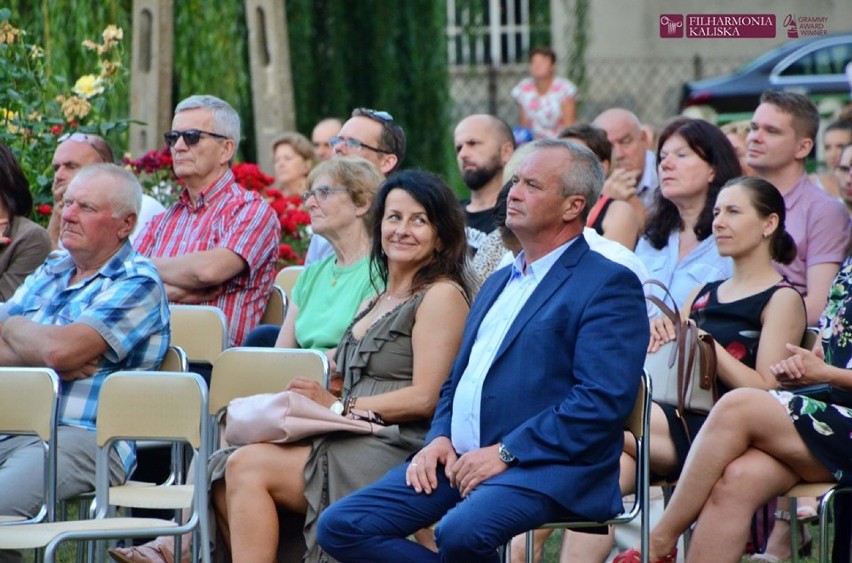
{"left": 735, "top": 32, "right": 852, "bottom": 76}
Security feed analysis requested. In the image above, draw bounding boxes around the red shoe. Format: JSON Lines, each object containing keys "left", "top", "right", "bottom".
{"left": 612, "top": 546, "right": 677, "bottom": 563}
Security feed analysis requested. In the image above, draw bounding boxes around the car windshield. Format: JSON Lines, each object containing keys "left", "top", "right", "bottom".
{"left": 733, "top": 42, "right": 800, "bottom": 74}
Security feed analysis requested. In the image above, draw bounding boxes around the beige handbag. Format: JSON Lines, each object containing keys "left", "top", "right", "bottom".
{"left": 224, "top": 390, "right": 385, "bottom": 446}
{"left": 644, "top": 280, "right": 718, "bottom": 415}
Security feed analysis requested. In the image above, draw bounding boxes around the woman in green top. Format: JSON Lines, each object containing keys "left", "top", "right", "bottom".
{"left": 241, "top": 157, "right": 384, "bottom": 352}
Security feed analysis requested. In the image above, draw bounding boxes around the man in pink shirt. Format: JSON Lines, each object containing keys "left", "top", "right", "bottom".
{"left": 747, "top": 90, "right": 851, "bottom": 325}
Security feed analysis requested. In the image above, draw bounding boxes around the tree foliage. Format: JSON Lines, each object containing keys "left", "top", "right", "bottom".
{"left": 7, "top": 1, "right": 454, "bottom": 178}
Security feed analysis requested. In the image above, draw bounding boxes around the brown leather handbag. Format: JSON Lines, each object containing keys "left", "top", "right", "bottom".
{"left": 644, "top": 280, "right": 719, "bottom": 415}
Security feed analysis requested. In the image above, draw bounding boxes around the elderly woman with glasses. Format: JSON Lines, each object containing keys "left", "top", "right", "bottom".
{"left": 239, "top": 157, "right": 385, "bottom": 356}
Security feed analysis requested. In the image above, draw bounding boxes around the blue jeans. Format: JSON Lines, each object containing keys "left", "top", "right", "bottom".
{"left": 242, "top": 324, "right": 280, "bottom": 347}
{"left": 317, "top": 462, "right": 563, "bottom": 562}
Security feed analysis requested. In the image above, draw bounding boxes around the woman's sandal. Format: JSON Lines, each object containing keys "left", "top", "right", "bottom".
{"left": 108, "top": 538, "right": 188, "bottom": 563}
{"left": 795, "top": 503, "right": 819, "bottom": 524}
{"left": 612, "top": 547, "right": 677, "bottom": 563}
{"left": 748, "top": 510, "right": 813, "bottom": 562}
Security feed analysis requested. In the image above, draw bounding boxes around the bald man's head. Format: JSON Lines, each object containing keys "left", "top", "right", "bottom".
{"left": 593, "top": 108, "right": 649, "bottom": 175}
{"left": 454, "top": 114, "right": 516, "bottom": 192}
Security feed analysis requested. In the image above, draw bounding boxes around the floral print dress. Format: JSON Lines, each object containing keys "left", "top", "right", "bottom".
{"left": 774, "top": 255, "right": 852, "bottom": 486}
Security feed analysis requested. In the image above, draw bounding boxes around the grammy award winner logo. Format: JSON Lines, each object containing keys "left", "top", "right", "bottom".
{"left": 660, "top": 15, "right": 684, "bottom": 38}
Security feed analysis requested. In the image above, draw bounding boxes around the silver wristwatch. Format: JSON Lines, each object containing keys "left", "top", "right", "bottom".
{"left": 330, "top": 400, "right": 344, "bottom": 415}
{"left": 498, "top": 442, "right": 517, "bottom": 465}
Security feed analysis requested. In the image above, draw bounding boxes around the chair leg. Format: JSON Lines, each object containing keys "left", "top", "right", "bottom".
{"left": 818, "top": 490, "right": 834, "bottom": 563}
{"left": 526, "top": 529, "right": 535, "bottom": 563}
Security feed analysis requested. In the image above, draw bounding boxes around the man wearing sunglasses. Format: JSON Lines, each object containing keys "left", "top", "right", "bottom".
{"left": 305, "top": 107, "right": 407, "bottom": 264}
{"left": 134, "top": 95, "right": 280, "bottom": 347}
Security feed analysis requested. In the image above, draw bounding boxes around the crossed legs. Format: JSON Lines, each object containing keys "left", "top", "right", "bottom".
{"left": 644, "top": 389, "right": 833, "bottom": 562}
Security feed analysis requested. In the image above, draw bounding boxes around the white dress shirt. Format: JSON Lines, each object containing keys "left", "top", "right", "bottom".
{"left": 450, "top": 237, "right": 576, "bottom": 454}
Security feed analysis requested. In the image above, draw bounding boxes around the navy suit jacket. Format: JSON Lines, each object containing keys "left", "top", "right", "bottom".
{"left": 426, "top": 235, "right": 649, "bottom": 521}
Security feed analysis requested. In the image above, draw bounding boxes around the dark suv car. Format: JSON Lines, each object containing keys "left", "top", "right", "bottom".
{"left": 680, "top": 33, "right": 852, "bottom": 122}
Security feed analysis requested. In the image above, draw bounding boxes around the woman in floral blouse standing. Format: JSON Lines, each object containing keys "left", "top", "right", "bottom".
{"left": 511, "top": 47, "right": 577, "bottom": 139}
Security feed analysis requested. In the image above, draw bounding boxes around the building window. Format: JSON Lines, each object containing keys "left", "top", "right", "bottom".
{"left": 447, "top": 0, "right": 550, "bottom": 66}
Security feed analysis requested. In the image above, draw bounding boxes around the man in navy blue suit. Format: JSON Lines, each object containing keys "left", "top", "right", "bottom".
{"left": 318, "top": 138, "right": 649, "bottom": 562}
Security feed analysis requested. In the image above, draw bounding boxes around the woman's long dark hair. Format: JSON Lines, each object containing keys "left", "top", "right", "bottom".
{"left": 0, "top": 141, "right": 33, "bottom": 217}
{"left": 369, "top": 170, "right": 474, "bottom": 302}
{"left": 645, "top": 118, "right": 742, "bottom": 250}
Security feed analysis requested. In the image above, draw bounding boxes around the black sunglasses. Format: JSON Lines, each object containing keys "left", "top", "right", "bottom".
{"left": 164, "top": 129, "right": 228, "bottom": 147}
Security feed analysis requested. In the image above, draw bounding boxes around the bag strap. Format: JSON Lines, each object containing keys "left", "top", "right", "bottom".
{"left": 643, "top": 279, "right": 682, "bottom": 323}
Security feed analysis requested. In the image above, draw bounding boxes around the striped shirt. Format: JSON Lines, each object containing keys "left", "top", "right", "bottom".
{"left": 135, "top": 170, "right": 280, "bottom": 345}
{"left": 0, "top": 243, "right": 170, "bottom": 475}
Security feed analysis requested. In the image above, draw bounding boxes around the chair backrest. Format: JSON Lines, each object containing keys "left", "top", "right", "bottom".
{"left": 208, "top": 347, "right": 329, "bottom": 418}
{"left": 259, "top": 285, "right": 287, "bottom": 326}
{"left": 92, "top": 371, "right": 209, "bottom": 533}
{"left": 0, "top": 368, "right": 60, "bottom": 523}
{"left": 275, "top": 265, "right": 305, "bottom": 296}
{"left": 160, "top": 345, "right": 189, "bottom": 373}
{"left": 169, "top": 305, "right": 228, "bottom": 364}
{"left": 97, "top": 372, "right": 207, "bottom": 450}
{"left": 626, "top": 369, "right": 651, "bottom": 440}
{"left": 0, "top": 368, "right": 59, "bottom": 441}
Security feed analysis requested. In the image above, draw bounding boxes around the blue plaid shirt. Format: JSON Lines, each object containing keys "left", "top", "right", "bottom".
{"left": 0, "top": 242, "right": 170, "bottom": 475}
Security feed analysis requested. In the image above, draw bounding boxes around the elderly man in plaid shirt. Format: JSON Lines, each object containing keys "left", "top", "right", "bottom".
{"left": 0, "top": 163, "right": 169, "bottom": 562}
{"left": 135, "top": 94, "right": 280, "bottom": 347}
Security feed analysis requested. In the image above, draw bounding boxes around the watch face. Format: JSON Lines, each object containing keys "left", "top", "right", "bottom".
{"left": 499, "top": 443, "right": 515, "bottom": 463}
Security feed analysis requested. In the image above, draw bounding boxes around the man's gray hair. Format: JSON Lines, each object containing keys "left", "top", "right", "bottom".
{"left": 174, "top": 95, "right": 241, "bottom": 163}
{"left": 70, "top": 163, "right": 142, "bottom": 220}
{"left": 529, "top": 138, "right": 604, "bottom": 221}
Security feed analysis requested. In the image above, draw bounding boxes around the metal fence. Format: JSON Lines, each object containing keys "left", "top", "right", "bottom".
{"left": 448, "top": 55, "right": 752, "bottom": 128}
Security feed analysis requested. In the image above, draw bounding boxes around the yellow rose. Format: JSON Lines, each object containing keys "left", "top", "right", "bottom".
{"left": 72, "top": 75, "right": 105, "bottom": 99}
{"left": 0, "top": 21, "right": 20, "bottom": 45}
{"left": 102, "top": 25, "right": 123, "bottom": 43}
{"left": 1, "top": 108, "right": 20, "bottom": 134}
{"left": 61, "top": 96, "right": 92, "bottom": 121}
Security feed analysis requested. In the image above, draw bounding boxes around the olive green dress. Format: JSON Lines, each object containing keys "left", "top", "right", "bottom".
{"left": 301, "top": 291, "right": 430, "bottom": 562}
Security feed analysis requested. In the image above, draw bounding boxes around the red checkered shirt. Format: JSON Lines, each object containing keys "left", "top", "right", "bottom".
{"left": 135, "top": 170, "right": 280, "bottom": 345}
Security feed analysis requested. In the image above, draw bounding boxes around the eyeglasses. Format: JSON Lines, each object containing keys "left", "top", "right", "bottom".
{"left": 57, "top": 132, "right": 114, "bottom": 163}
{"left": 300, "top": 185, "right": 349, "bottom": 203}
{"left": 328, "top": 136, "right": 391, "bottom": 155}
{"left": 163, "top": 129, "right": 228, "bottom": 147}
